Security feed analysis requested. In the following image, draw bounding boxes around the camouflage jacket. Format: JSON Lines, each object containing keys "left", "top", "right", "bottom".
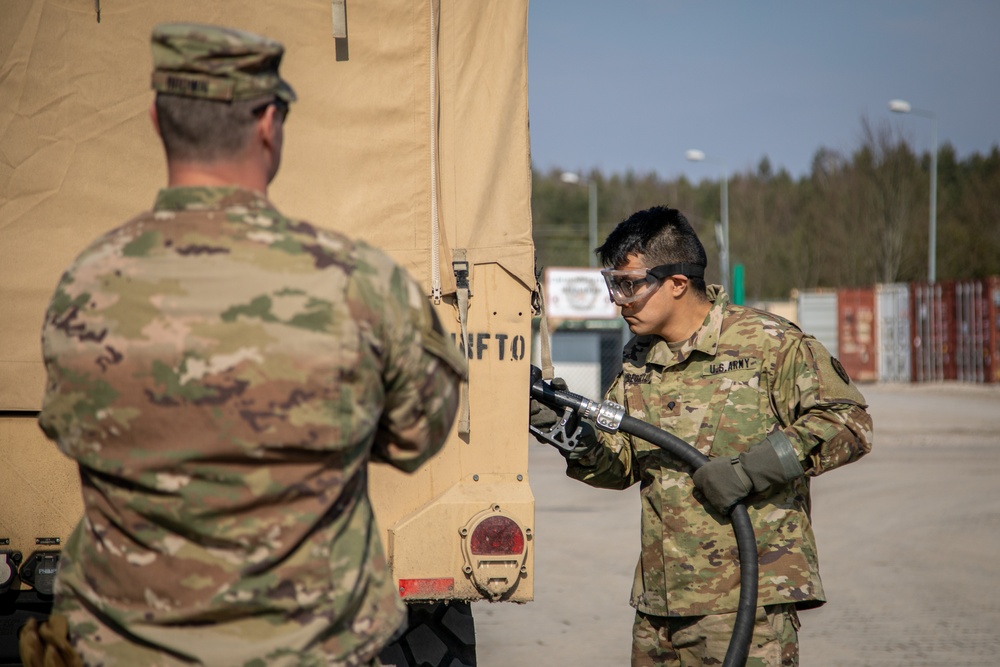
{"left": 567, "top": 286, "right": 872, "bottom": 617}
{"left": 38, "top": 187, "right": 467, "bottom": 666}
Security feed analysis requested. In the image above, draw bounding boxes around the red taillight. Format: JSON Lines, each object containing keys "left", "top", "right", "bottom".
{"left": 470, "top": 515, "right": 524, "bottom": 555}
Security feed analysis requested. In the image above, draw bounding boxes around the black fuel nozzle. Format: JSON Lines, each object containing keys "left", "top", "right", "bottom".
{"left": 528, "top": 400, "right": 587, "bottom": 456}
{"left": 528, "top": 365, "right": 626, "bottom": 456}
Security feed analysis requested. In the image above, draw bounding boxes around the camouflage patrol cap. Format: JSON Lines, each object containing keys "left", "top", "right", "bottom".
{"left": 151, "top": 23, "right": 296, "bottom": 103}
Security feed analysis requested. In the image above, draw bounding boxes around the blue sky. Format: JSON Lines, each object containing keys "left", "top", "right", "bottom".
{"left": 527, "top": 1, "right": 1000, "bottom": 181}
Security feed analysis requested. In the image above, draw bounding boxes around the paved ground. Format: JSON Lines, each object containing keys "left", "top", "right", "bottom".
{"left": 475, "top": 382, "right": 1000, "bottom": 666}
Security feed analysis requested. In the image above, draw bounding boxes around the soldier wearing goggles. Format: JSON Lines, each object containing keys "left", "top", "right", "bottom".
{"left": 531, "top": 205, "right": 872, "bottom": 667}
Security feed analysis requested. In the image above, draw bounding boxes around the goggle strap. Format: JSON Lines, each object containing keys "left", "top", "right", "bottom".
{"left": 647, "top": 262, "right": 706, "bottom": 281}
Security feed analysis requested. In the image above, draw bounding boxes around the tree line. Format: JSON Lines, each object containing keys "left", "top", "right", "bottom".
{"left": 532, "top": 117, "right": 1000, "bottom": 301}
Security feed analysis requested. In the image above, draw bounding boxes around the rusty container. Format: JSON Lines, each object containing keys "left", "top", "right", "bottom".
{"left": 954, "top": 279, "right": 991, "bottom": 382}
{"left": 980, "top": 277, "right": 1000, "bottom": 383}
{"left": 837, "top": 287, "right": 878, "bottom": 382}
{"left": 910, "top": 281, "right": 958, "bottom": 382}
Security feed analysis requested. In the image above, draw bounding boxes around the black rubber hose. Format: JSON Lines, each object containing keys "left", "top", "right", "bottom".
{"left": 617, "top": 416, "right": 757, "bottom": 667}
{"left": 530, "top": 374, "right": 757, "bottom": 667}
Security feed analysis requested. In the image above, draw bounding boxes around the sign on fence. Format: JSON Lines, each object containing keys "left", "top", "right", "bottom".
{"left": 545, "top": 268, "right": 619, "bottom": 320}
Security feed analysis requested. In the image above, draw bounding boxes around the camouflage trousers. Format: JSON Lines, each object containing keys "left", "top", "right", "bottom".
{"left": 38, "top": 602, "right": 389, "bottom": 667}
{"left": 631, "top": 604, "right": 800, "bottom": 667}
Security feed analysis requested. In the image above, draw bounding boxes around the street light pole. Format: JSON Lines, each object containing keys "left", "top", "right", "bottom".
{"left": 889, "top": 98, "right": 938, "bottom": 283}
{"left": 560, "top": 171, "right": 599, "bottom": 268}
{"left": 685, "top": 149, "right": 729, "bottom": 293}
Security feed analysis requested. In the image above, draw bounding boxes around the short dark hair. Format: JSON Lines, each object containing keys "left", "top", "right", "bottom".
{"left": 154, "top": 94, "right": 270, "bottom": 162}
{"left": 595, "top": 206, "right": 708, "bottom": 296}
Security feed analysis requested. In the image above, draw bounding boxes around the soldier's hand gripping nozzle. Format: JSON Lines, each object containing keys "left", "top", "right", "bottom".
{"left": 528, "top": 366, "right": 625, "bottom": 459}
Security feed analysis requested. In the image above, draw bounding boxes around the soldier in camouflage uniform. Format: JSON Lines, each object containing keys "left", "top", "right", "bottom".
{"left": 531, "top": 206, "right": 872, "bottom": 666}
{"left": 34, "top": 23, "right": 467, "bottom": 667}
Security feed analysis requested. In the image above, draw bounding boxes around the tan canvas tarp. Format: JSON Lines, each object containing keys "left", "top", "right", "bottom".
{"left": 0, "top": 0, "right": 533, "bottom": 410}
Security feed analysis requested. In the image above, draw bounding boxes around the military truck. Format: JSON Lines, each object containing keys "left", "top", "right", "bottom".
{"left": 0, "top": 2, "right": 535, "bottom": 665}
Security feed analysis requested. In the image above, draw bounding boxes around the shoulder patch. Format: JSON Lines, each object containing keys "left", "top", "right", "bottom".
{"left": 804, "top": 337, "right": 866, "bottom": 405}
{"left": 831, "top": 357, "right": 851, "bottom": 384}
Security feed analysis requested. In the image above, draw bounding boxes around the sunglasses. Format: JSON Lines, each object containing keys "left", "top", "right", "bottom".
{"left": 600, "top": 262, "right": 705, "bottom": 306}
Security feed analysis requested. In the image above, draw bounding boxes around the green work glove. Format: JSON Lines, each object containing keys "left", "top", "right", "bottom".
{"left": 692, "top": 431, "right": 805, "bottom": 514}
{"left": 529, "top": 377, "right": 569, "bottom": 432}
{"left": 561, "top": 420, "right": 600, "bottom": 461}
{"left": 529, "top": 378, "right": 600, "bottom": 460}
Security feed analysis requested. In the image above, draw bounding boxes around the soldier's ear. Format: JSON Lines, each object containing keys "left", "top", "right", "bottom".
{"left": 257, "top": 104, "right": 284, "bottom": 184}
{"left": 668, "top": 275, "right": 689, "bottom": 296}
{"left": 257, "top": 104, "right": 280, "bottom": 151}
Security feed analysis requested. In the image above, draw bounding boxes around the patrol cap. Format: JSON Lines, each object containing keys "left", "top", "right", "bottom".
{"left": 151, "top": 23, "right": 296, "bottom": 103}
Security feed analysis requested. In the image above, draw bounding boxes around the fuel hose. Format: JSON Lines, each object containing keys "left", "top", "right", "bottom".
{"left": 530, "top": 368, "right": 757, "bottom": 667}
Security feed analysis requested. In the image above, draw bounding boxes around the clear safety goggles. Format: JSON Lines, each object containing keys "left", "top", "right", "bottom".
{"left": 600, "top": 262, "right": 706, "bottom": 306}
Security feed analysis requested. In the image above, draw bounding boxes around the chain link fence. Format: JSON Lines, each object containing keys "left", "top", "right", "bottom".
{"left": 531, "top": 321, "right": 630, "bottom": 400}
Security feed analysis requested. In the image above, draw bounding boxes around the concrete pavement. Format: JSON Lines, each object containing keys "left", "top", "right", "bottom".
{"left": 475, "top": 382, "right": 1000, "bottom": 666}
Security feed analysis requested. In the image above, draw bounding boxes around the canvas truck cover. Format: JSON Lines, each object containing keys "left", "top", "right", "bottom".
{"left": 0, "top": 0, "right": 534, "bottom": 411}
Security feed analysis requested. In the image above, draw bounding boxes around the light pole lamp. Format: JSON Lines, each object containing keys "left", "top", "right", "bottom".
{"left": 889, "top": 98, "right": 938, "bottom": 283}
{"left": 685, "top": 149, "right": 730, "bottom": 293}
{"left": 560, "top": 171, "right": 599, "bottom": 268}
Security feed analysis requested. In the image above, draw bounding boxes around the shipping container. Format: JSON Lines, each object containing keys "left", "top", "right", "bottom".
{"left": 875, "top": 283, "right": 911, "bottom": 383}
{"left": 746, "top": 299, "right": 799, "bottom": 327}
{"left": 795, "top": 289, "right": 839, "bottom": 359}
{"left": 953, "top": 277, "right": 1000, "bottom": 384}
{"left": 954, "top": 280, "right": 990, "bottom": 382}
{"left": 989, "top": 277, "right": 1000, "bottom": 383}
{"left": 910, "top": 282, "right": 957, "bottom": 382}
{"left": 837, "top": 288, "right": 877, "bottom": 382}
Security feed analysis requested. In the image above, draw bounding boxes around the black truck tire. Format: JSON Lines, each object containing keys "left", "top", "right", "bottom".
{"left": 378, "top": 601, "right": 476, "bottom": 667}
{"left": 0, "top": 590, "right": 53, "bottom": 667}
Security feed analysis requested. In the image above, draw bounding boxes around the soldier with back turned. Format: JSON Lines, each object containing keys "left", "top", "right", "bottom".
{"left": 28, "top": 23, "right": 466, "bottom": 667}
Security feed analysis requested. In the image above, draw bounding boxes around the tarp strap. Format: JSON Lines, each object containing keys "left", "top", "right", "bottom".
{"left": 332, "top": 0, "right": 347, "bottom": 38}
{"left": 428, "top": 0, "right": 442, "bottom": 303}
{"left": 532, "top": 269, "right": 555, "bottom": 381}
{"left": 453, "top": 249, "right": 471, "bottom": 436}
